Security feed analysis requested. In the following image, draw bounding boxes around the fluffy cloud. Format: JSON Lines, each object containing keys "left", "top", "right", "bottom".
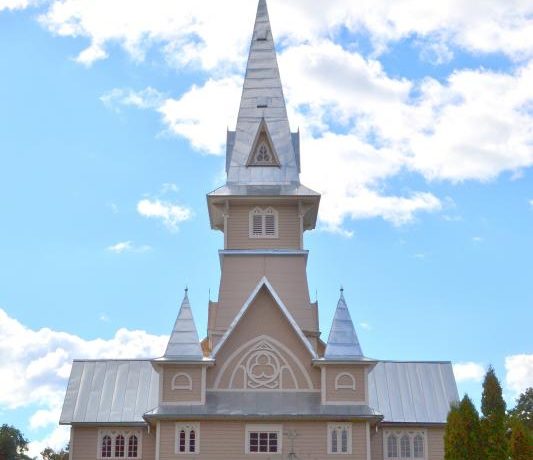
{"left": 505, "top": 354, "right": 533, "bottom": 395}
{"left": 137, "top": 198, "right": 192, "bottom": 231}
{"left": 34, "top": 0, "right": 533, "bottom": 68}
{"left": 0, "top": 308, "right": 168, "bottom": 454}
{"left": 0, "top": 0, "right": 38, "bottom": 11}
{"left": 453, "top": 362, "right": 486, "bottom": 383}
{"left": 107, "top": 241, "right": 151, "bottom": 253}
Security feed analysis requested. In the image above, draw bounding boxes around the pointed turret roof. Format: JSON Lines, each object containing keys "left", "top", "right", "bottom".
{"left": 226, "top": 0, "right": 300, "bottom": 186}
{"left": 324, "top": 290, "right": 365, "bottom": 360}
{"left": 163, "top": 289, "right": 203, "bottom": 360}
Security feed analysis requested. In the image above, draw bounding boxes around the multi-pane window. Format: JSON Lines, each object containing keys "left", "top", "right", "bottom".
{"left": 328, "top": 424, "right": 352, "bottom": 454}
{"left": 245, "top": 425, "right": 282, "bottom": 454}
{"left": 175, "top": 424, "right": 199, "bottom": 454}
{"left": 384, "top": 431, "right": 426, "bottom": 460}
{"left": 98, "top": 432, "right": 140, "bottom": 459}
{"left": 249, "top": 207, "right": 278, "bottom": 238}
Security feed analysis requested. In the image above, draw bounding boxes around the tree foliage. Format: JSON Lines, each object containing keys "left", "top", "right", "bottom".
{"left": 41, "top": 445, "right": 69, "bottom": 460}
{"left": 0, "top": 425, "right": 31, "bottom": 460}
{"left": 480, "top": 366, "right": 508, "bottom": 460}
{"left": 509, "top": 387, "right": 533, "bottom": 432}
{"left": 508, "top": 418, "right": 533, "bottom": 460}
{"left": 445, "top": 394, "right": 482, "bottom": 460}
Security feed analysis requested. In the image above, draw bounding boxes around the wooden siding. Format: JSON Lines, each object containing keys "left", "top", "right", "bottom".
{"left": 71, "top": 426, "right": 155, "bottom": 460}
{"left": 208, "top": 287, "right": 320, "bottom": 389}
{"left": 226, "top": 204, "right": 300, "bottom": 250}
{"left": 324, "top": 365, "right": 367, "bottom": 403}
{"left": 161, "top": 366, "right": 203, "bottom": 404}
{"left": 376, "top": 425, "right": 445, "bottom": 460}
{"left": 159, "top": 421, "right": 368, "bottom": 460}
{"left": 214, "top": 255, "right": 317, "bottom": 337}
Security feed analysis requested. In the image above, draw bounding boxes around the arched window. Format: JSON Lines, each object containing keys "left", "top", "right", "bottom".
{"left": 328, "top": 424, "right": 351, "bottom": 454}
{"left": 114, "top": 435, "right": 124, "bottom": 458}
{"left": 175, "top": 424, "right": 200, "bottom": 454}
{"left": 334, "top": 372, "right": 356, "bottom": 390}
{"left": 249, "top": 207, "right": 278, "bottom": 238}
{"left": 127, "top": 435, "right": 138, "bottom": 458}
{"left": 387, "top": 434, "right": 398, "bottom": 458}
{"left": 102, "top": 436, "right": 112, "bottom": 458}
{"left": 413, "top": 434, "right": 424, "bottom": 458}
{"left": 171, "top": 373, "right": 192, "bottom": 390}
{"left": 400, "top": 434, "right": 411, "bottom": 458}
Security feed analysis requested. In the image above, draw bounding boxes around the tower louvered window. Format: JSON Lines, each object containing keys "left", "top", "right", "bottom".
{"left": 249, "top": 207, "right": 278, "bottom": 238}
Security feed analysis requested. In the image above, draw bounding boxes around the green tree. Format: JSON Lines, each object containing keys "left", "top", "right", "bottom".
{"left": 445, "top": 394, "right": 482, "bottom": 460}
{"left": 41, "top": 445, "right": 69, "bottom": 460}
{"left": 0, "top": 424, "right": 31, "bottom": 460}
{"left": 509, "top": 388, "right": 533, "bottom": 432}
{"left": 480, "top": 366, "right": 508, "bottom": 460}
{"left": 508, "top": 418, "right": 533, "bottom": 460}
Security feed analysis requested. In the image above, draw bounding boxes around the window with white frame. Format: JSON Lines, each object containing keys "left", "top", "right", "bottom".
{"left": 328, "top": 424, "right": 352, "bottom": 454}
{"left": 249, "top": 207, "right": 278, "bottom": 238}
{"left": 384, "top": 430, "right": 426, "bottom": 459}
{"left": 98, "top": 430, "right": 141, "bottom": 459}
{"left": 245, "top": 424, "right": 282, "bottom": 454}
{"left": 175, "top": 424, "right": 199, "bottom": 454}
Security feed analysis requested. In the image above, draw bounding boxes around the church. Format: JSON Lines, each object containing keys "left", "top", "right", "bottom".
{"left": 60, "top": 1, "right": 459, "bottom": 459}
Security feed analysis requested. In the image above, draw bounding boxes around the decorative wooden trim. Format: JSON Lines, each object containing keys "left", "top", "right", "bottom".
{"left": 171, "top": 373, "right": 192, "bottom": 390}
{"left": 334, "top": 372, "right": 356, "bottom": 390}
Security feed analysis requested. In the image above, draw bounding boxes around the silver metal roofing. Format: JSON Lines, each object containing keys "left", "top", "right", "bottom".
{"left": 59, "top": 360, "right": 158, "bottom": 424}
{"left": 226, "top": 0, "right": 300, "bottom": 186}
{"left": 324, "top": 291, "right": 365, "bottom": 360}
{"left": 368, "top": 361, "right": 459, "bottom": 424}
{"left": 208, "top": 183, "right": 319, "bottom": 197}
{"left": 144, "top": 392, "right": 380, "bottom": 420}
{"left": 162, "top": 291, "right": 203, "bottom": 360}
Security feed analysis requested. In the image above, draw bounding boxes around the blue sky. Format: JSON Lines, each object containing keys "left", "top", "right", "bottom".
{"left": 0, "top": 0, "right": 532, "bottom": 455}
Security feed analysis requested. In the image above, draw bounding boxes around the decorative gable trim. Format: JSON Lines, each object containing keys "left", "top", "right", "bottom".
{"left": 245, "top": 119, "right": 281, "bottom": 168}
{"left": 211, "top": 276, "right": 317, "bottom": 359}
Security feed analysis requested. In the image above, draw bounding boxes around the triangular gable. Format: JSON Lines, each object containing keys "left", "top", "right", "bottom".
{"left": 245, "top": 119, "right": 281, "bottom": 168}
{"left": 211, "top": 276, "right": 317, "bottom": 358}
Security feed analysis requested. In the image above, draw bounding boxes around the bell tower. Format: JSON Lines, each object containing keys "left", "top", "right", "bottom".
{"left": 206, "top": 0, "right": 321, "bottom": 351}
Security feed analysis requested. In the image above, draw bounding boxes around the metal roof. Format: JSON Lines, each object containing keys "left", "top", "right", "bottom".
{"left": 60, "top": 359, "right": 457, "bottom": 425}
{"left": 324, "top": 291, "right": 365, "bottom": 360}
{"left": 226, "top": 0, "right": 300, "bottom": 186}
{"left": 59, "top": 360, "right": 159, "bottom": 424}
{"left": 208, "top": 183, "right": 319, "bottom": 197}
{"left": 368, "top": 361, "right": 459, "bottom": 424}
{"left": 162, "top": 290, "right": 203, "bottom": 360}
{"left": 144, "top": 392, "right": 380, "bottom": 420}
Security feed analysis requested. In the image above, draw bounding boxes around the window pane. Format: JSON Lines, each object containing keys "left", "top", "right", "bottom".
{"left": 128, "top": 435, "right": 138, "bottom": 458}
{"left": 400, "top": 435, "right": 411, "bottom": 458}
{"left": 102, "top": 436, "right": 112, "bottom": 458}
{"left": 189, "top": 430, "right": 195, "bottom": 453}
{"left": 341, "top": 429, "right": 348, "bottom": 453}
{"left": 179, "top": 430, "right": 186, "bottom": 453}
{"left": 331, "top": 429, "right": 338, "bottom": 453}
{"left": 268, "top": 433, "right": 277, "bottom": 453}
{"left": 259, "top": 432, "right": 268, "bottom": 452}
{"left": 265, "top": 215, "right": 275, "bottom": 235}
{"left": 115, "top": 435, "right": 125, "bottom": 457}
{"left": 250, "top": 432, "right": 258, "bottom": 452}
{"left": 388, "top": 434, "right": 398, "bottom": 458}
{"left": 413, "top": 435, "right": 424, "bottom": 458}
{"left": 253, "top": 215, "right": 263, "bottom": 235}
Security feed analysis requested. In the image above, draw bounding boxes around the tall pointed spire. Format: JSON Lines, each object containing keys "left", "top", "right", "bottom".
{"left": 324, "top": 290, "right": 365, "bottom": 359}
{"left": 163, "top": 289, "right": 203, "bottom": 359}
{"left": 226, "top": 0, "right": 300, "bottom": 186}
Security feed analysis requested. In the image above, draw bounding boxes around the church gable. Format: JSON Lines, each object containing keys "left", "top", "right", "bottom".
{"left": 208, "top": 282, "right": 319, "bottom": 390}
{"left": 245, "top": 119, "right": 281, "bottom": 167}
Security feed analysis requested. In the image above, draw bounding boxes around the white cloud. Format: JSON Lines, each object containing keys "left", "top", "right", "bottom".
{"left": 0, "top": 0, "right": 38, "bottom": 11}
{"left": 137, "top": 198, "right": 192, "bottom": 231}
{"left": 0, "top": 308, "right": 169, "bottom": 455}
{"left": 100, "top": 87, "right": 164, "bottom": 111}
{"left": 453, "top": 361, "right": 486, "bottom": 382}
{"left": 359, "top": 322, "right": 372, "bottom": 331}
{"left": 505, "top": 354, "right": 533, "bottom": 395}
{"left": 107, "top": 241, "right": 151, "bottom": 254}
{"left": 35, "top": 0, "right": 533, "bottom": 68}
{"left": 529, "top": 199, "right": 533, "bottom": 208}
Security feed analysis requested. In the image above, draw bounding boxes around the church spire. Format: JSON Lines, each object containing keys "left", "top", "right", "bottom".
{"left": 324, "top": 290, "right": 365, "bottom": 360}
{"left": 226, "top": 0, "right": 300, "bottom": 186}
{"left": 163, "top": 289, "right": 203, "bottom": 360}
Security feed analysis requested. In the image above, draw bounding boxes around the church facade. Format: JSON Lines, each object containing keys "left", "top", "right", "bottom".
{"left": 60, "top": 1, "right": 459, "bottom": 459}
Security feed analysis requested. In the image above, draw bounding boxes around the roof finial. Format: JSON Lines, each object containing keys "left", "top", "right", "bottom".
{"left": 340, "top": 285, "right": 344, "bottom": 293}
{"left": 185, "top": 285, "right": 188, "bottom": 294}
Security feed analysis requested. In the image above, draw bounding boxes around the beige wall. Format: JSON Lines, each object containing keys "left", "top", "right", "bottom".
{"left": 208, "top": 287, "right": 320, "bottom": 390}
{"left": 226, "top": 204, "right": 300, "bottom": 250}
{"left": 323, "top": 365, "right": 367, "bottom": 403}
{"left": 214, "top": 255, "right": 317, "bottom": 337}
{"left": 377, "top": 425, "right": 445, "bottom": 460}
{"left": 159, "top": 420, "right": 368, "bottom": 460}
{"left": 161, "top": 366, "right": 204, "bottom": 404}
{"left": 71, "top": 426, "right": 155, "bottom": 460}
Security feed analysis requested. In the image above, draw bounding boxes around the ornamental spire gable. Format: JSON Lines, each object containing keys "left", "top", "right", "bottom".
{"left": 226, "top": 0, "right": 300, "bottom": 186}
{"left": 163, "top": 289, "right": 203, "bottom": 359}
{"left": 324, "top": 290, "right": 365, "bottom": 360}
